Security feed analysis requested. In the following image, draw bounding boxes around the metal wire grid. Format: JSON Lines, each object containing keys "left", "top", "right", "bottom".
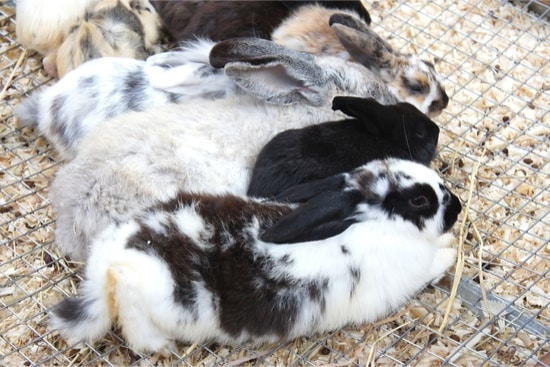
{"left": 0, "top": 0, "right": 549, "bottom": 366}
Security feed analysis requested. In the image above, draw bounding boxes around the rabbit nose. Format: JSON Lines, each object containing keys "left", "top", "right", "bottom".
{"left": 429, "top": 88, "right": 449, "bottom": 114}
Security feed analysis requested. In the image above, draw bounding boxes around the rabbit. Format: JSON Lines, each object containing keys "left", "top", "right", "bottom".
{"left": 272, "top": 6, "right": 449, "bottom": 117}
{"left": 15, "top": 40, "right": 236, "bottom": 161}
{"left": 16, "top": 0, "right": 165, "bottom": 78}
{"left": 15, "top": 0, "right": 99, "bottom": 62}
{"left": 15, "top": 11, "right": 399, "bottom": 162}
{"left": 48, "top": 34, "right": 407, "bottom": 261}
{"left": 247, "top": 96, "right": 440, "bottom": 198}
{"left": 52, "top": 0, "right": 166, "bottom": 78}
{"left": 150, "top": 0, "right": 370, "bottom": 41}
{"left": 49, "top": 158, "right": 462, "bottom": 352}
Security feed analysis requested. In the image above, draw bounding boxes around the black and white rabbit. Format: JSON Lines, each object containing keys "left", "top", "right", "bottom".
{"left": 247, "top": 96, "right": 440, "bottom": 198}
{"left": 50, "top": 158, "right": 462, "bottom": 352}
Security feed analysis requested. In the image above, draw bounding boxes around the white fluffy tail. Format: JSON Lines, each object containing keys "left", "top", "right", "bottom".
{"left": 14, "top": 92, "right": 42, "bottom": 128}
{"left": 49, "top": 274, "right": 114, "bottom": 345}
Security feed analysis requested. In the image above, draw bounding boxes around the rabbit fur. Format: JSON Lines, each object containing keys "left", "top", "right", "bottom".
{"left": 247, "top": 96, "right": 441, "bottom": 198}
{"left": 16, "top": 9, "right": 445, "bottom": 161}
{"left": 50, "top": 159, "right": 462, "bottom": 352}
{"left": 17, "top": 0, "right": 165, "bottom": 78}
{"left": 272, "top": 6, "right": 449, "bottom": 117}
{"left": 15, "top": 0, "right": 99, "bottom": 56}
{"left": 150, "top": 0, "right": 370, "bottom": 41}
{"left": 15, "top": 41, "right": 235, "bottom": 161}
{"left": 48, "top": 36, "right": 406, "bottom": 261}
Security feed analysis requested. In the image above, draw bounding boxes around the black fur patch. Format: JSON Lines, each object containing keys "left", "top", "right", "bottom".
{"left": 381, "top": 183, "right": 439, "bottom": 230}
{"left": 50, "top": 95, "right": 76, "bottom": 146}
{"left": 348, "top": 265, "right": 361, "bottom": 298}
{"left": 128, "top": 193, "right": 332, "bottom": 339}
{"left": 122, "top": 68, "right": 148, "bottom": 111}
{"left": 443, "top": 189, "right": 462, "bottom": 232}
{"left": 53, "top": 297, "right": 92, "bottom": 324}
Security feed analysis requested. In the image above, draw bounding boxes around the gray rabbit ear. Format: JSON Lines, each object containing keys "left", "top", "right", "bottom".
{"left": 210, "top": 38, "right": 330, "bottom": 106}
{"left": 261, "top": 190, "right": 363, "bottom": 244}
{"left": 329, "top": 13, "right": 397, "bottom": 72}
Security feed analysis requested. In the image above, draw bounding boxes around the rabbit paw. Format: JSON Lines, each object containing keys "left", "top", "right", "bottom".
{"left": 429, "top": 247, "right": 457, "bottom": 284}
{"left": 434, "top": 232, "right": 457, "bottom": 248}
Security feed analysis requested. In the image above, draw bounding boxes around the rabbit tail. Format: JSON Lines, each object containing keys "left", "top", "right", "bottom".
{"left": 15, "top": 92, "right": 42, "bottom": 128}
{"left": 49, "top": 276, "right": 114, "bottom": 345}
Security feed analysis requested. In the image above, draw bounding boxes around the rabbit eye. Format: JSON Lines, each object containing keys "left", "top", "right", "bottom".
{"left": 414, "top": 130, "right": 426, "bottom": 139}
{"left": 403, "top": 76, "right": 429, "bottom": 94}
{"left": 409, "top": 195, "right": 429, "bottom": 208}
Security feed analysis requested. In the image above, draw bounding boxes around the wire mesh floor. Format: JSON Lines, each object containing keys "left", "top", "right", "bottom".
{"left": 1, "top": 0, "right": 549, "bottom": 366}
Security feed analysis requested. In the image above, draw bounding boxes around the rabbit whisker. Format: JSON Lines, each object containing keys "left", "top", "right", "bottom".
{"left": 402, "top": 115, "right": 413, "bottom": 160}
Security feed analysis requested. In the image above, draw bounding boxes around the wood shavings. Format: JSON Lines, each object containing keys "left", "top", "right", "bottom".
{"left": 1, "top": 0, "right": 549, "bottom": 366}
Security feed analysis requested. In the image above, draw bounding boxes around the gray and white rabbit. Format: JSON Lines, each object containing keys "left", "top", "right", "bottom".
{"left": 50, "top": 159, "right": 462, "bottom": 352}
{"left": 247, "top": 96, "right": 440, "bottom": 198}
{"left": 15, "top": 40, "right": 234, "bottom": 160}
{"left": 16, "top": 9, "right": 446, "bottom": 161}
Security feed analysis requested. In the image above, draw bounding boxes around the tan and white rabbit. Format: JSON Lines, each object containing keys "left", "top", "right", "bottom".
{"left": 16, "top": 0, "right": 165, "bottom": 78}
{"left": 272, "top": 5, "right": 449, "bottom": 116}
{"left": 50, "top": 159, "right": 462, "bottom": 352}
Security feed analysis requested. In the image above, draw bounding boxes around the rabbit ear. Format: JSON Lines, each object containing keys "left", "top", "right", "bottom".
{"left": 329, "top": 13, "right": 397, "bottom": 72}
{"left": 331, "top": 96, "right": 383, "bottom": 120}
{"left": 261, "top": 190, "right": 363, "bottom": 244}
{"left": 274, "top": 173, "right": 348, "bottom": 203}
{"left": 210, "top": 38, "right": 330, "bottom": 106}
{"left": 331, "top": 96, "right": 399, "bottom": 137}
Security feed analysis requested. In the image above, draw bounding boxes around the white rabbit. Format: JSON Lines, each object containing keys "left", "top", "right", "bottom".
{"left": 50, "top": 159, "right": 462, "bottom": 352}
{"left": 49, "top": 36, "right": 403, "bottom": 261}
{"left": 16, "top": 8, "right": 446, "bottom": 161}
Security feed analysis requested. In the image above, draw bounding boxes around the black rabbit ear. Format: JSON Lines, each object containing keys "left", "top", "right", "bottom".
{"left": 261, "top": 190, "right": 363, "bottom": 244}
{"left": 209, "top": 37, "right": 329, "bottom": 106}
{"left": 274, "top": 173, "right": 347, "bottom": 203}
{"left": 331, "top": 96, "right": 382, "bottom": 119}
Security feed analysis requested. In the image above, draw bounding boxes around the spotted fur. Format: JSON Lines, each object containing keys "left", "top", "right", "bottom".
{"left": 50, "top": 159, "right": 461, "bottom": 352}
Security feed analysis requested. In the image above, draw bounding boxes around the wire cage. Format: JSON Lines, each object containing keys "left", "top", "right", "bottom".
{"left": 0, "top": 0, "right": 548, "bottom": 366}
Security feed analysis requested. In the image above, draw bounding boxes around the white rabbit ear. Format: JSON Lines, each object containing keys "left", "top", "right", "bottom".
{"left": 210, "top": 37, "right": 330, "bottom": 106}
{"left": 261, "top": 190, "right": 362, "bottom": 244}
{"left": 329, "top": 13, "right": 396, "bottom": 72}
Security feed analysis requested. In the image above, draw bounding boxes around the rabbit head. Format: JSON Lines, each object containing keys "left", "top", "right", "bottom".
{"left": 328, "top": 13, "right": 449, "bottom": 117}
{"left": 273, "top": 6, "right": 449, "bottom": 117}
{"left": 331, "top": 96, "right": 440, "bottom": 165}
{"left": 266, "top": 158, "right": 462, "bottom": 243}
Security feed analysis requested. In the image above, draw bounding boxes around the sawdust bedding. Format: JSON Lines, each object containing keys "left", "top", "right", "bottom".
{"left": 1, "top": 0, "right": 549, "bottom": 366}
